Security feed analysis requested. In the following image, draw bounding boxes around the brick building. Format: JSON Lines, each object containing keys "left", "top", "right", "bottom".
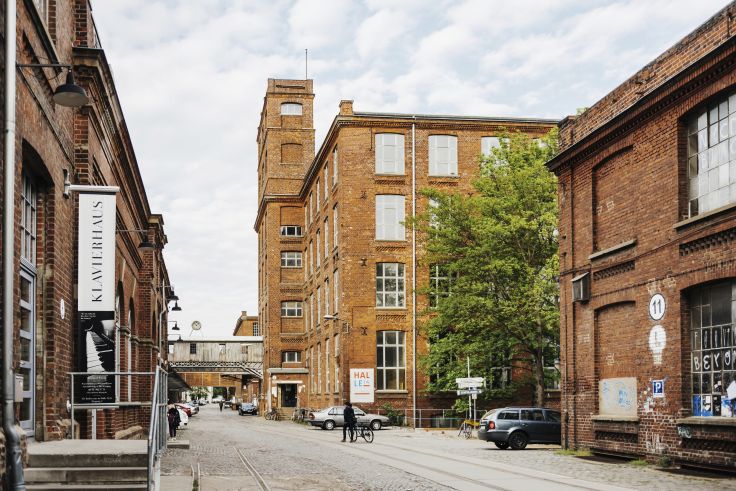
{"left": 234, "top": 310, "right": 260, "bottom": 336}
{"left": 548, "top": 4, "right": 736, "bottom": 468}
{"left": 0, "top": 1, "right": 174, "bottom": 486}
{"left": 255, "top": 78, "right": 556, "bottom": 421}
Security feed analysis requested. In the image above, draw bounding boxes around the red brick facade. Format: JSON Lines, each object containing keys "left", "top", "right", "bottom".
{"left": 549, "top": 4, "right": 736, "bottom": 469}
{"left": 1, "top": 1, "right": 173, "bottom": 484}
{"left": 255, "top": 79, "right": 556, "bottom": 422}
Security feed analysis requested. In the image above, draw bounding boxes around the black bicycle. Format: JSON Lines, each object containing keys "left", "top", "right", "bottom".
{"left": 348, "top": 424, "right": 374, "bottom": 443}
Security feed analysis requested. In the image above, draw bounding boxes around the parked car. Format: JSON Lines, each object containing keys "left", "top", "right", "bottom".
{"left": 308, "top": 406, "right": 390, "bottom": 431}
{"left": 224, "top": 400, "right": 232, "bottom": 408}
{"left": 478, "top": 407, "right": 561, "bottom": 450}
{"left": 176, "top": 408, "right": 189, "bottom": 426}
{"left": 212, "top": 396, "right": 224, "bottom": 403}
{"left": 175, "top": 403, "right": 192, "bottom": 417}
{"left": 238, "top": 402, "right": 258, "bottom": 416}
{"left": 185, "top": 402, "right": 199, "bottom": 415}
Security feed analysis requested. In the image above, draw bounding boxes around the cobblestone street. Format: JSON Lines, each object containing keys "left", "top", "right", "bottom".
{"left": 160, "top": 405, "right": 736, "bottom": 491}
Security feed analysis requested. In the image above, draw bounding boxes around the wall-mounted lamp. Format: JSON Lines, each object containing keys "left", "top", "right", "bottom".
{"left": 168, "top": 321, "right": 180, "bottom": 331}
{"left": 17, "top": 63, "right": 89, "bottom": 107}
{"left": 171, "top": 301, "right": 182, "bottom": 312}
{"left": 118, "top": 228, "right": 155, "bottom": 251}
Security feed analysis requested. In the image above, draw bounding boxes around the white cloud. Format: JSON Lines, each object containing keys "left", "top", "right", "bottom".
{"left": 91, "top": 0, "right": 729, "bottom": 336}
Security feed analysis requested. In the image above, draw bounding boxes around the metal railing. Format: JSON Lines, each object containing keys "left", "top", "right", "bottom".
{"left": 68, "top": 369, "right": 168, "bottom": 490}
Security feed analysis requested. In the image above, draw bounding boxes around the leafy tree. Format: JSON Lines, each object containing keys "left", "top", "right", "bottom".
{"left": 189, "top": 385, "right": 209, "bottom": 401}
{"left": 416, "top": 129, "right": 559, "bottom": 406}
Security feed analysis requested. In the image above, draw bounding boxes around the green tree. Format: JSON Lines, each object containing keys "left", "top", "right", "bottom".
{"left": 417, "top": 129, "right": 559, "bottom": 406}
{"left": 189, "top": 386, "right": 209, "bottom": 401}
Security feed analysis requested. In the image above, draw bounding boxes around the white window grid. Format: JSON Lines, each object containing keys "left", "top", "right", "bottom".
{"left": 323, "top": 164, "right": 329, "bottom": 200}
{"left": 280, "top": 251, "right": 303, "bottom": 268}
{"left": 376, "top": 263, "right": 405, "bottom": 308}
{"left": 333, "top": 204, "right": 338, "bottom": 247}
{"left": 376, "top": 195, "right": 406, "bottom": 241}
{"left": 309, "top": 241, "right": 314, "bottom": 274}
{"left": 21, "top": 173, "right": 37, "bottom": 264}
{"left": 316, "top": 231, "right": 321, "bottom": 268}
{"left": 309, "top": 294, "right": 314, "bottom": 330}
{"left": 316, "top": 178, "right": 320, "bottom": 206}
{"left": 280, "top": 102, "right": 302, "bottom": 115}
{"left": 282, "top": 351, "right": 301, "bottom": 363}
{"left": 317, "top": 287, "right": 322, "bottom": 324}
{"left": 686, "top": 92, "right": 736, "bottom": 216}
{"left": 333, "top": 269, "right": 339, "bottom": 314}
{"left": 332, "top": 146, "right": 338, "bottom": 185}
{"left": 429, "top": 135, "right": 458, "bottom": 176}
{"left": 280, "top": 225, "right": 302, "bottom": 237}
{"left": 19, "top": 269, "right": 35, "bottom": 433}
{"left": 325, "top": 279, "right": 330, "bottom": 315}
{"left": 281, "top": 301, "right": 303, "bottom": 317}
{"left": 375, "top": 133, "right": 405, "bottom": 174}
{"left": 252, "top": 322, "right": 259, "bottom": 336}
{"left": 429, "top": 264, "right": 454, "bottom": 308}
{"left": 376, "top": 331, "right": 406, "bottom": 390}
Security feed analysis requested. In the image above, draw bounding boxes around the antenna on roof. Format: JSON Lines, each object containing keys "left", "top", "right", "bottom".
{"left": 305, "top": 49, "right": 308, "bottom": 80}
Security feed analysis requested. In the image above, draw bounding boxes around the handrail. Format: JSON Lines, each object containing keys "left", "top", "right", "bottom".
{"left": 147, "top": 366, "right": 168, "bottom": 490}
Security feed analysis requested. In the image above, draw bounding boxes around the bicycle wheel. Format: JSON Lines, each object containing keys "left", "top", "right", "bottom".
{"left": 349, "top": 426, "right": 358, "bottom": 442}
{"left": 362, "top": 426, "right": 374, "bottom": 443}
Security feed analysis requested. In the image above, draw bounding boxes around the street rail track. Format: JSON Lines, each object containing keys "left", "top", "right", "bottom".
{"left": 244, "top": 422, "right": 612, "bottom": 491}
{"left": 234, "top": 446, "right": 272, "bottom": 491}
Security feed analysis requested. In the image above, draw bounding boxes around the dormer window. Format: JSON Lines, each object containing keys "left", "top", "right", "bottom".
{"left": 281, "top": 102, "right": 303, "bottom": 115}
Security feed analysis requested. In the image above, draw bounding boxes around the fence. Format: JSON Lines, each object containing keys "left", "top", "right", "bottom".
{"left": 371, "top": 407, "right": 489, "bottom": 428}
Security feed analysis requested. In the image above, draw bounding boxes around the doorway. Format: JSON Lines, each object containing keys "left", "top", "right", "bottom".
{"left": 280, "top": 384, "right": 297, "bottom": 407}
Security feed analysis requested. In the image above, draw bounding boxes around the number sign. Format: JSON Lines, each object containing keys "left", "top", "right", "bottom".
{"left": 649, "top": 293, "right": 666, "bottom": 320}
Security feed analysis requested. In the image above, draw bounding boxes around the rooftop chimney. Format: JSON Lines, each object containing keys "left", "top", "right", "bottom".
{"left": 339, "top": 100, "right": 354, "bottom": 116}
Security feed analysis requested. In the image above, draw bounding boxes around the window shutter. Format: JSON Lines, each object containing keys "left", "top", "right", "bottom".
{"left": 375, "top": 134, "right": 383, "bottom": 173}
{"left": 396, "top": 135, "right": 405, "bottom": 174}
{"left": 376, "top": 197, "right": 385, "bottom": 239}
{"left": 449, "top": 136, "right": 458, "bottom": 175}
{"left": 429, "top": 136, "right": 437, "bottom": 175}
{"left": 397, "top": 196, "right": 405, "bottom": 239}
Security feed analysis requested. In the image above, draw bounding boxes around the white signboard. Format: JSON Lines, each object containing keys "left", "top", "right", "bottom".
{"left": 350, "top": 368, "right": 374, "bottom": 403}
{"left": 76, "top": 192, "right": 117, "bottom": 404}
{"left": 456, "top": 377, "right": 485, "bottom": 388}
{"left": 649, "top": 293, "right": 666, "bottom": 321}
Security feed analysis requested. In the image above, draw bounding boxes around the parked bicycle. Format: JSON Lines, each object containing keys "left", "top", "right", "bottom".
{"left": 458, "top": 419, "right": 478, "bottom": 439}
{"left": 349, "top": 424, "right": 374, "bottom": 443}
{"left": 265, "top": 408, "right": 280, "bottom": 421}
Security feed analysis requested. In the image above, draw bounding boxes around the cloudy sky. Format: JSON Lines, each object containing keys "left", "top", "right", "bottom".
{"left": 92, "top": 0, "right": 727, "bottom": 338}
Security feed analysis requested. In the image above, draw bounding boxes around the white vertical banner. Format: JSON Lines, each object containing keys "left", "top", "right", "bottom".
{"left": 350, "top": 368, "right": 374, "bottom": 403}
{"left": 76, "top": 192, "right": 117, "bottom": 404}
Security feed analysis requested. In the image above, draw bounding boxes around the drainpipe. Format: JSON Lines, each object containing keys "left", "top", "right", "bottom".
{"left": 3, "top": 0, "right": 26, "bottom": 487}
{"left": 411, "top": 118, "right": 417, "bottom": 427}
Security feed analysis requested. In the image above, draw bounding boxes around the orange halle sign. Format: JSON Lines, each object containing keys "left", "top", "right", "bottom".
{"left": 350, "top": 368, "right": 374, "bottom": 403}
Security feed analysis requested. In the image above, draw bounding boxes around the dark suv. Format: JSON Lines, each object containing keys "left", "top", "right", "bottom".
{"left": 478, "top": 407, "right": 561, "bottom": 450}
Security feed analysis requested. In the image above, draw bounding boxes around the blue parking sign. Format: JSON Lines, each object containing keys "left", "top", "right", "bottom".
{"left": 653, "top": 379, "right": 665, "bottom": 398}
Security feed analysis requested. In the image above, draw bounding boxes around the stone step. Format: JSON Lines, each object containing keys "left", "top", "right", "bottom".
{"left": 28, "top": 440, "right": 148, "bottom": 468}
{"left": 25, "top": 466, "right": 147, "bottom": 483}
{"left": 25, "top": 484, "right": 147, "bottom": 490}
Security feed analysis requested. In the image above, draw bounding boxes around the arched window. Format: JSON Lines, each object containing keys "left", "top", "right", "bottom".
{"left": 280, "top": 102, "right": 303, "bottom": 115}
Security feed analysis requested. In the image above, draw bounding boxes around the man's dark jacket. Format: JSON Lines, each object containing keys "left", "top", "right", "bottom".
{"left": 344, "top": 405, "right": 356, "bottom": 424}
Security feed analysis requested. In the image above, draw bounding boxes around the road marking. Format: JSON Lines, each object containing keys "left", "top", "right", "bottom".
{"left": 234, "top": 446, "right": 271, "bottom": 491}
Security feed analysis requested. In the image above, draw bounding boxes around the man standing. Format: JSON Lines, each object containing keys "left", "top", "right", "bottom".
{"left": 342, "top": 401, "right": 356, "bottom": 442}
{"left": 219, "top": 399, "right": 224, "bottom": 412}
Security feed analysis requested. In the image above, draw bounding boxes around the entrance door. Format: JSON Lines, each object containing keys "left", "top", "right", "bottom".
{"left": 280, "top": 384, "right": 297, "bottom": 407}
{"left": 19, "top": 267, "right": 35, "bottom": 437}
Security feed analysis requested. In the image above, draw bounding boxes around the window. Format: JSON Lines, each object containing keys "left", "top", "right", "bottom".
{"left": 376, "top": 195, "right": 405, "bottom": 240}
{"left": 325, "top": 339, "right": 330, "bottom": 393}
{"left": 241, "top": 344, "right": 249, "bottom": 355}
{"left": 377, "top": 331, "right": 406, "bottom": 390}
{"left": 282, "top": 351, "right": 301, "bottom": 363}
{"left": 375, "top": 133, "right": 405, "bottom": 174}
{"left": 281, "top": 301, "right": 303, "bottom": 317}
{"left": 19, "top": 172, "right": 38, "bottom": 433}
{"left": 481, "top": 136, "right": 501, "bottom": 156}
{"left": 689, "top": 280, "right": 735, "bottom": 417}
{"left": 332, "top": 146, "right": 338, "bottom": 185}
{"left": 316, "top": 231, "right": 321, "bottom": 267}
{"left": 498, "top": 410, "right": 519, "bottom": 420}
{"left": 304, "top": 247, "right": 309, "bottom": 280}
{"left": 521, "top": 409, "right": 545, "bottom": 421}
{"left": 309, "top": 294, "right": 314, "bottom": 330}
{"left": 219, "top": 343, "right": 226, "bottom": 354}
{"left": 309, "top": 347, "right": 314, "bottom": 391}
{"left": 317, "top": 343, "right": 322, "bottom": 393}
{"left": 281, "top": 102, "right": 302, "bottom": 115}
{"left": 21, "top": 173, "right": 37, "bottom": 264}
{"left": 334, "top": 334, "right": 340, "bottom": 393}
{"left": 325, "top": 279, "right": 330, "bottom": 315}
{"left": 190, "top": 343, "right": 197, "bottom": 354}
{"left": 310, "top": 192, "right": 314, "bottom": 217}
{"left": 309, "top": 241, "right": 314, "bottom": 273}
{"left": 546, "top": 410, "right": 561, "bottom": 422}
{"left": 316, "top": 287, "right": 322, "bottom": 324}
{"left": 324, "top": 164, "right": 329, "bottom": 200}
{"left": 281, "top": 251, "right": 302, "bottom": 268}
{"left": 490, "top": 352, "right": 512, "bottom": 389}
{"left": 429, "top": 135, "right": 458, "bottom": 176}
{"left": 429, "top": 264, "right": 454, "bottom": 308}
{"left": 33, "top": 0, "right": 48, "bottom": 22}
{"left": 333, "top": 269, "right": 339, "bottom": 314}
{"left": 168, "top": 342, "right": 174, "bottom": 355}
{"left": 324, "top": 218, "right": 329, "bottom": 256}
{"left": 687, "top": 93, "right": 736, "bottom": 216}
{"left": 304, "top": 203, "right": 309, "bottom": 227}
{"left": 428, "top": 198, "right": 439, "bottom": 228}
{"left": 316, "top": 179, "right": 320, "bottom": 205}
{"left": 252, "top": 322, "right": 259, "bottom": 336}
{"left": 376, "top": 263, "right": 405, "bottom": 308}
{"left": 280, "top": 225, "right": 302, "bottom": 237}
{"left": 333, "top": 205, "right": 338, "bottom": 246}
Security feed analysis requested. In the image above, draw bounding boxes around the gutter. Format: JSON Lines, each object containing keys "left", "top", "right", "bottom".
{"left": 411, "top": 117, "right": 417, "bottom": 428}
{"left": 3, "top": 0, "right": 26, "bottom": 486}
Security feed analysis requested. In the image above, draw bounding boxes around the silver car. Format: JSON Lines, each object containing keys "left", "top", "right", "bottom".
{"left": 308, "top": 406, "right": 390, "bottom": 431}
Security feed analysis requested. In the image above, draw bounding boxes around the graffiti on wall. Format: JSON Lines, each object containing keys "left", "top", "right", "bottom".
{"left": 600, "top": 377, "right": 637, "bottom": 417}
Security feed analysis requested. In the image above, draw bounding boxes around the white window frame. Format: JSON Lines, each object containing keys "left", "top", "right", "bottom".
{"left": 376, "top": 195, "right": 405, "bottom": 241}
{"left": 280, "top": 251, "right": 303, "bottom": 268}
{"left": 253, "top": 322, "right": 260, "bottom": 336}
{"left": 334, "top": 334, "right": 340, "bottom": 393}
{"left": 332, "top": 146, "right": 338, "bottom": 185}
{"left": 316, "top": 231, "right": 321, "bottom": 268}
{"left": 280, "top": 301, "right": 303, "bottom": 317}
{"left": 333, "top": 204, "right": 338, "bottom": 247}
{"left": 375, "top": 133, "right": 405, "bottom": 174}
{"left": 280, "top": 225, "right": 302, "bottom": 237}
{"left": 309, "top": 294, "right": 314, "bottom": 330}
{"left": 280, "top": 102, "right": 303, "bottom": 115}
{"left": 429, "top": 135, "right": 458, "bottom": 176}
{"left": 282, "top": 351, "right": 302, "bottom": 363}
{"left": 333, "top": 269, "right": 339, "bottom": 315}
{"left": 317, "top": 287, "right": 322, "bottom": 324}
{"left": 317, "top": 343, "right": 322, "bottom": 394}
{"left": 376, "top": 263, "right": 406, "bottom": 308}
{"left": 325, "top": 338, "right": 330, "bottom": 393}
{"left": 324, "top": 164, "right": 329, "bottom": 200}
{"left": 325, "top": 279, "right": 330, "bottom": 316}
{"left": 316, "top": 178, "right": 320, "bottom": 206}
{"left": 377, "top": 330, "right": 406, "bottom": 391}
{"left": 324, "top": 218, "right": 329, "bottom": 257}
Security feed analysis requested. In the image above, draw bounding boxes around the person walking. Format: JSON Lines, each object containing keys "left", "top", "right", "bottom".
{"left": 167, "top": 401, "right": 180, "bottom": 439}
{"left": 219, "top": 399, "right": 224, "bottom": 411}
{"left": 342, "top": 401, "right": 356, "bottom": 442}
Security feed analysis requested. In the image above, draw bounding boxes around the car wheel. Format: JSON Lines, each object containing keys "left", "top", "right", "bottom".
{"left": 508, "top": 432, "right": 528, "bottom": 450}
{"left": 370, "top": 420, "right": 382, "bottom": 431}
{"left": 323, "top": 420, "right": 335, "bottom": 430}
{"left": 494, "top": 442, "right": 510, "bottom": 450}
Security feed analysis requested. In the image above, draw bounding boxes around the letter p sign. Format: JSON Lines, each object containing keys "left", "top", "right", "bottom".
{"left": 652, "top": 379, "right": 664, "bottom": 398}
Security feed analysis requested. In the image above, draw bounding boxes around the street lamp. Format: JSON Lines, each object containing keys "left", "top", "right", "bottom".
{"left": 16, "top": 64, "right": 89, "bottom": 107}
